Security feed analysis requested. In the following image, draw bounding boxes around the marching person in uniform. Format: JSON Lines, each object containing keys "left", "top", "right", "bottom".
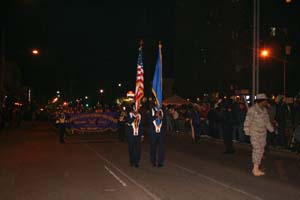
{"left": 147, "top": 102, "right": 166, "bottom": 167}
{"left": 125, "top": 106, "right": 144, "bottom": 168}
{"left": 149, "top": 41, "right": 165, "bottom": 167}
{"left": 244, "top": 93, "right": 275, "bottom": 176}
{"left": 56, "top": 110, "right": 67, "bottom": 144}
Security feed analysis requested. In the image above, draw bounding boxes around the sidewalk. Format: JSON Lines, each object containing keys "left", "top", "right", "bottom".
{"left": 209, "top": 136, "right": 300, "bottom": 159}
{"left": 167, "top": 131, "right": 300, "bottom": 160}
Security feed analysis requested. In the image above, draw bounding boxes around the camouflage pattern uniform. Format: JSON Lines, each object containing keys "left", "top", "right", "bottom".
{"left": 244, "top": 104, "right": 274, "bottom": 165}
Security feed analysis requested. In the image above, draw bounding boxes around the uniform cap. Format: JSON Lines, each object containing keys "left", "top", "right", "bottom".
{"left": 256, "top": 93, "right": 268, "bottom": 100}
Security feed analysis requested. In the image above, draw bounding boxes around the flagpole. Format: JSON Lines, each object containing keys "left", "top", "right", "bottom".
{"left": 139, "top": 40, "right": 143, "bottom": 50}
{"left": 158, "top": 41, "right": 162, "bottom": 108}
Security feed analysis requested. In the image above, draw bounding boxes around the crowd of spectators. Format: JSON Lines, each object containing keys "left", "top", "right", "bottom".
{"left": 163, "top": 95, "right": 300, "bottom": 152}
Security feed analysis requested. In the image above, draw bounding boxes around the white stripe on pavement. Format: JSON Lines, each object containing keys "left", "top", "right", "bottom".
{"left": 169, "top": 161, "right": 264, "bottom": 200}
{"left": 86, "top": 144, "right": 161, "bottom": 200}
{"left": 104, "top": 165, "right": 127, "bottom": 187}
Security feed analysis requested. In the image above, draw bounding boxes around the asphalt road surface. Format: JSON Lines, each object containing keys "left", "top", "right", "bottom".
{"left": 0, "top": 122, "right": 299, "bottom": 200}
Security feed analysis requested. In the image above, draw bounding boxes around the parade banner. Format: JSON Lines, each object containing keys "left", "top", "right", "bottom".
{"left": 67, "top": 112, "right": 118, "bottom": 133}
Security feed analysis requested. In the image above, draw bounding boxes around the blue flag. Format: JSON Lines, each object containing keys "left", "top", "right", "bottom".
{"left": 152, "top": 44, "right": 163, "bottom": 110}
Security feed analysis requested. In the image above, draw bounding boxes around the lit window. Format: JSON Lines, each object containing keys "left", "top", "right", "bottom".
{"left": 270, "top": 27, "right": 276, "bottom": 37}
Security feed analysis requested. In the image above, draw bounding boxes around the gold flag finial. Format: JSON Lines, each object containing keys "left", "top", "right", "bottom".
{"left": 158, "top": 40, "right": 162, "bottom": 49}
{"left": 139, "top": 40, "right": 144, "bottom": 50}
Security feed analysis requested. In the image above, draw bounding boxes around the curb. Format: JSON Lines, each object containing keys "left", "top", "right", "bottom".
{"left": 202, "top": 135, "right": 300, "bottom": 159}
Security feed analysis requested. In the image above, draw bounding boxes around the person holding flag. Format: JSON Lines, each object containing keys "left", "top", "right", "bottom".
{"left": 147, "top": 42, "right": 166, "bottom": 168}
{"left": 126, "top": 42, "right": 144, "bottom": 168}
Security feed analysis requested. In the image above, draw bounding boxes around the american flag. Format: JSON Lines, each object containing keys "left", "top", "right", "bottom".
{"left": 134, "top": 45, "right": 144, "bottom": 111}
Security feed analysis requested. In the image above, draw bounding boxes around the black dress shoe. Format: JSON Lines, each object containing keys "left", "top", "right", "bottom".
{"left": 157, "top": 164, "right": 163, "bottom": 168}
{"left": 60, "top": 140, "right": 65, "bottom": 144}
{"left": 152, "top": 162, "right": 156, "bottom": 167}
{"left": 134, "top": 164, "right": 139, "bottom": 168}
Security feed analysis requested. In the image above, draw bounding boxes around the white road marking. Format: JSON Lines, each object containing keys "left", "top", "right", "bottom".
{"left": 86, "top": 144, "right": 161, "bottom": 200}
{"left": 169, "top": 161, "right": 264, "bottom": 200}
{"left": 142, "top": 151, "right": 264, "bottom": 200}
{"left": 104, "top": 165, "right": 127, "bottom": 187}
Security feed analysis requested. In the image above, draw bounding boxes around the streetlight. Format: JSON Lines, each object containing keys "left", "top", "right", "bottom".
{"left": 98, "top": 89, "right": 104, "bottom": 104}
{"left": 32, "top": 49, "right": 40, "bottom": 56}
{"left": 259, "top": 47, "right": 290, "bottom": 97}
{"left": 255, "top": 48, "right": 270, "bottom": 95}
{"left": 260, "top": 49, "right": 270, "bottom": 58}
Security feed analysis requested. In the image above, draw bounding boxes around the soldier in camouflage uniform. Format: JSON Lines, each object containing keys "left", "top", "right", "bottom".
{"left": 244, "top": 93, "right": 274, "bottom": 176}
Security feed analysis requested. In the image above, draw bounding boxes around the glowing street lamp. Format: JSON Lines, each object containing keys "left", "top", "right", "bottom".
{"left": 259, "top": 47, "right": 289, "bottom": 96}
{"left": 260, "top": 49, "right": 270, "bottom": 58}
{"left": 32, "top": 49, "right": 39, "bottom": 55}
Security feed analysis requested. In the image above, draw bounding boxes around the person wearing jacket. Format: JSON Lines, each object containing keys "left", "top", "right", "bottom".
{"left": 244, "top": 93, "right": 275, "bottom": 176}
{"left": 222, "top": 99, "right": 236, "bottom": 154}
{"left": 56, "top": 110, "right": 67, "bottom": 144}
{"left": 125, "top": 107, "right": 144, "bottom": 168}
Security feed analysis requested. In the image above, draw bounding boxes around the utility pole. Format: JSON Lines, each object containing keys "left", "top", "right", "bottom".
{"left": 256, "top": 0, "right": 260, "bottom": 94}
{"left": 252, "top": 0, "right": 257, "bottom": 105}
{"left": 252, "top": 0, "right": 260, "bottom": 105}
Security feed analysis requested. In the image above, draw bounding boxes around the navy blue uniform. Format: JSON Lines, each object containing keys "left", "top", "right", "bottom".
{"left": 125, "top": 112, "right": 143, "bottom": 167}
{"left": 147, "top": 108, "right": 166, "bottom": 167}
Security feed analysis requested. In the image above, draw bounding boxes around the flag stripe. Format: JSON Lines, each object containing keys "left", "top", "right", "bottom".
{"left": 135, "top": 47, "right": 144, "bottom": 111}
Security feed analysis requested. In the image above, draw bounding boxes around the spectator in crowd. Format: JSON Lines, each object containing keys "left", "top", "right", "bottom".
{"left": 166, "top": 106, "right": 174, "bottom": 133}
{"left": 266, "top": 99, "right": 277, "bottom": 148}
{"left": 56, "top": 110, "right": 67, "bottom": 144}
{"left": 207, "top": 101, "right": 224, "bottom": 139}
{"left": 214, "top": 100, "right": 225, "bottom": 139}
{"left": 207, "top": 105, "right": 217, "bottom": 138}
{"left": 199, "top": 103, "right": 209, "bottom": 136}
{"left": 117, "top": 106, "right": 127, "bottom": 142}
{"left": 222, "top": 99, "right": 236, "bottom": 154}
{"left": 291, "top": 96, "right": 300, "bottom": 152}
{"left": 170, "top": 107, "right": 180, "bottom": 134}
{"left": 292, "top": 95, "right": 300, "bottom": 128}
{"left": 232, "top": 101, "right": 248, "bottom": 142}
{"left": 188, "top": 104, "right": 200, "bottom": 143}
{"left": 275, "top": 95, "right": 289, "bottom": 148}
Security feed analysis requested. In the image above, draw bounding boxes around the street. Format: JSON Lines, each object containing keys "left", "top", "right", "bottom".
{"left": 0, "top": 122, "right": 300, "bottom": 200}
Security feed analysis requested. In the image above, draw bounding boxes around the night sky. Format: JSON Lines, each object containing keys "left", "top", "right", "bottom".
{"left": 1, "top": 0, "right": 299, "bottom": 103}
{"left": 2, "top": 0, "right": 174, "bottom": 102}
